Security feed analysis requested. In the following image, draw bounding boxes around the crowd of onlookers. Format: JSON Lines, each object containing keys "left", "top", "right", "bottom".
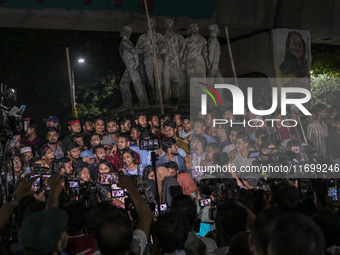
{"left": 1, "top": 103, "right": 340, "bottom": 255}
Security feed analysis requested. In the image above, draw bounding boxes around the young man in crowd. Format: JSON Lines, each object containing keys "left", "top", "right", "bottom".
{"left": 82, "top": 118, "right": 95, "bottom": 148}
{"left": 231, "top": 133, "right": 254, "bottom": 171}
{"left": 190, "top": 135, "right": 207, "bottom": 168}
{"left": 193, "top": 119, "right": 217, "bottom": 144}
{"left": 222, "top": 127, "right": 243, "bottom": 156}
{"left": 93, "top": 116, "right": 106, "bottom": 136}
{"left": 87, "top": 145, "right": 107, "bottom": 180}
{"left": 173, "top": 112, "right": 183, "bottom": 131}
{"left": 148, "top": 113, "right": 164, "bottom": 140}
{"left": 130, "top": 125, "right": 141, "bottom": 147}
{"left": 21, "top": 120, "right": 42, "bottom": 155}
{"left": 45, "top": 127, "right": 64, "bottom": 159}
{"left": 62, "top": 119, "right": 82, "bottom": 154}
{"left": 178, "top": 113, "right": 194, "bottom": 140}
{"left": 103, "top": 118, "right": 119, "bottom": 146}
{"left": 66, "top": 141, "right": 83, "bottom": 171}
{"left": 134, "top": 112, "right": 148, "bottom": 130}
{"left": 80, "top": 133, "right": 102, "bottom": 163}
{"left": 307, "top": 103, "right": 329, "bottom": 160}
{"left": 163, "top": 119, "right": 190, "bottom": 154}
{"left": 107, "top": 133, "right": 140, "bottom": 171}
{"left": 216, "top": 123, "right": 230, "bottom": 149}
{"left": 156, "top": 137, "right": 187, "bottom": 173}
{"left": 119, "top": 117, "right": 132, "bottom": 134}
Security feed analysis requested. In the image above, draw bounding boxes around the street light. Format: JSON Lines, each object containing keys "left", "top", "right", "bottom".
{"left": 72, "top": 58, "right": 85, "bottom": 118}
{"left": 66, "top": 47, "right": 85, "bottom": 118}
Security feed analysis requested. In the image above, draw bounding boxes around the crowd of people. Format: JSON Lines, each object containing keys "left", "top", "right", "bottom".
{"left": 0, "top": 104, "right": 340, "bottom": 255}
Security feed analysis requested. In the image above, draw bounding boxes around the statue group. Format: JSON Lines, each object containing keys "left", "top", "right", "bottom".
{"left": 119, "top": 19, "right": 222, "bottom": 108}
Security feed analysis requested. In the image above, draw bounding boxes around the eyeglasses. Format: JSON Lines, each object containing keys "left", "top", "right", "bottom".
{"left": 90, "top": 138, "right": 100, "bottom": 142}
{"left": 23, "top": 155, "right": 33, "bottom": 159}
{"left": 75, "top": 140, "right": 84, "bottom": 144}
{"left": 48, "top": 134, "right": 58, "bottom": 138}
{"left": 13, "top": 161, "right": 21, "bottom": 164}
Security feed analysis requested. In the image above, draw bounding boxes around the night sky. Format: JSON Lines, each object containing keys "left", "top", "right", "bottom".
{"left": 0, "top": 27, "right": 126, "bottom": 133}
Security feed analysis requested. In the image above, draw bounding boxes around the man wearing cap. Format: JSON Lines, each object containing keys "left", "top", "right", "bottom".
{"left": 20, "top": 146, "right": 34, "bottom": 175}
{"left": 43, "top": 115, "right": 60, "bottom": 130}
{"left": 62, "top": 119, "right": 82, "bottom": 154}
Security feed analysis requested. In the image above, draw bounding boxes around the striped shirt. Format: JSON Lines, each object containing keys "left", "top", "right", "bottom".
{"left": 307, "top": 120, "right": 329, "bottom": 160}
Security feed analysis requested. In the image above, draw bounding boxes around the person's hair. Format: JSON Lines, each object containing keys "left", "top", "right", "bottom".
{"left": 194, "top": 118, "right": 205, "bottom": 126}
{"left": 229, "top": 126, "right": 245, "bottom": 135}
{"left": 142, "top": 165, "right": 153, "bottom": 181}
{"left": 253, "top": 208, "right": 285, "bottom": 255}
{"left": 76, "top": 165, "right": 90, "bottom": 179}
{"left": 131, "top": 125, "right": 141, "bottom": 133}
{"left": 163, "top": 119, "right": 177, "bottom": 129}
{"left": 122, "top": 148, "right": 136, "bottom": 162}
{"left": 29, "top": 157, "right": 43, "bottom": 168}
{"left": 194, "top": 135, "right": 208, "bottom": 151}
{"left": 171, "top": 194, "right": 197, "bottom": 228}
{"left": 255, "top": 129, "right": 268, "bottom": 139}
{"left": 46, "top": 127, "right": 59, "bottom": 135}
{"left": 65, "top": 202, "right": 89, "bottom": 233}
{"left": 160, "top": 113, "right": 173, "bottom": 121}
{"left": 162, "top": 137, "right": 176, "bottom": 152}
{"left": 229, "top": 232, "right": 252, "bottom": 255}
{"left": 90, "top": 133, "right": 103, "bottom": 140}
{"left": 39, "top": 145, "right": 51, "bottom": 157}
{"left": 94, "top": 115, "right": 105, "bottom": 124}
{"left": 155, "top": 211, "right": 189, "bottom": 254}
{"left": 207, "top": 143, "right": 221, "bottom": 153}
{"left": 118, "top": 117, "right": 130, "bottom": 126}
{"left": 66, "top": 141, "right": 80, "bottom": 152}
{"left": 236, "top": 133, "right": 250, "bottom": 145}
{"left": 215, "top": 201, "right": 248, "bottom": 244}
{"left": 312, "top": 103, "right": 328, "bottom": 115}
{"left": 181, "top": 112, "right": 190, "bottom": 121}
{"left": 71, "top": 133, "right": 84, "bottom": 141}
{"left": 270, "top": 212, "right": 325, "bottom": 255}
{"left": 28, "top": 120, "right": 37, "bottom": 130}
{"left": 118, "top": 133, "right": 130, "bottom": 142}
{"left": 173, "top": 111, "right": 182, "bottom": 117}
{"left": 60, "top": 157, "right": 71, "bottom": 165}
{"left": 148, "top": 113, "right": 159, "bottom": 122}
{"left": 272, "top": 182, "right": 299, "bottom": 211}
{"left": 93, "top": 145, "right": 105, "bottom": 155}
{"left": 98, "top": 160, "right": 114, "bottom": 173}
{"left": 105, "top": 117, "right": 118, "bottom": 125}
{"left": 163, "top": 161, "right": 178, "bottom": 170}
{"left": 94, "top": 206, "right": 133, "bottom": 255}
{"left": 134, "top": 112, "right": 147, "bottom": 121}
